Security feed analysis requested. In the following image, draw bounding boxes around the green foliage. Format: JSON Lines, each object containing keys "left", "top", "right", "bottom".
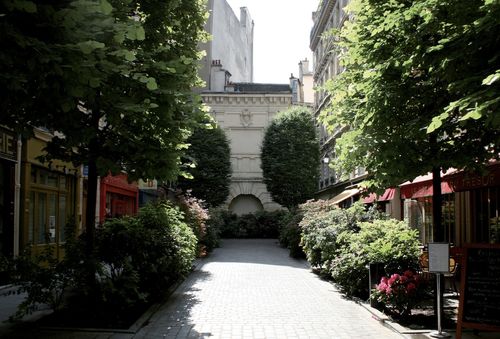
{"left": 177, "top": 124, "right": 232, "bottom": 207}
{"left": 331, "top": 219, "right": 420, "bottom": 298}
{"left": 296, "top": 200, "right": 419, "bottom": 299}
{"left": 5, "top": 201, "right": 197, "bottom": 322}
{"left": 0, "top": 253, "right": 14, "bottom": 285}
{"left": 321, "top": 0, "right": 500, "bottom": 192}
{"left": 209, "top": 209, "right": 288, "bottom": 239}
{"left": 134, "top": 201, "right": 197, "bottom": 294}
{"left": 0, "top": 0, "right": 210, "bottom": 256}
{"left": 278, "top": 211, "right": 305, "bottom": 258}
{"left": 261, "top": 106, "right": 320, "bottom": 209}
{"left": 299, "top": 201, "right": 380, "bottom": 269}
{"left": 4, "top": 245, "right": 73, "bottom": 320}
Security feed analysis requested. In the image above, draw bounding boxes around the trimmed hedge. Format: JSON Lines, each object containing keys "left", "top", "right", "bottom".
{"left": 209, "top": 209, "right": 289, "bottom": 239}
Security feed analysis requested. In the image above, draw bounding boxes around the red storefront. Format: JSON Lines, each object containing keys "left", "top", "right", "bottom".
{"left": 400, "top": 162, "right": 500, "bottom": 246}
{"left": 99, "top": 173, "right": 139, "bottom": 223}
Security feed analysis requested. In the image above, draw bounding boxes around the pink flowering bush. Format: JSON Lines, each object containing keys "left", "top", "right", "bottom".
{"left": 372, "top": 270, "right": 422, "bottom": 317}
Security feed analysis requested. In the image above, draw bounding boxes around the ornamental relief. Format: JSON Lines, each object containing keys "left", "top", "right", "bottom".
{"left": 240, "top": 109, "right": 253, "bottom": 127}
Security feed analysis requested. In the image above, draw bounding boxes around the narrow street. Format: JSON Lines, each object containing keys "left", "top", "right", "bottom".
{"left": 135, "top": 239, "right": 402, "bottom": 339}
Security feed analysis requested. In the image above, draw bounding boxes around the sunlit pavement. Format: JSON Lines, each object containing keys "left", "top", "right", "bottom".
{"left": 133, "top": 239, "right": 403, "bottom": 339}
{"left": 2, "top": 239, "right": 495, "bottom": 339}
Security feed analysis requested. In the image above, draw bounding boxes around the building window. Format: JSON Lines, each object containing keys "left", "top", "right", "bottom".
{"left": 28, "top": 166, "right": 73, "bottom": 245}
{"left": 404, "top": 194, "right": 455, "bottom": 245}
{"left": 472, "top": 187, "right": 500, "bottom": 243}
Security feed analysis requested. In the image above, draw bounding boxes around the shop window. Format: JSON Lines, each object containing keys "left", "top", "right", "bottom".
{"left": 37, "top": 192, "right": 47, "bottom": 243}
{"left": 404, "top": 194, "right": 455, "bottom": 245}
{"left": 28, "top": 166, "right": 74, "bottom": 245}
{"left": 473, "top": 187, "right": 500, "bottom": 243}
{"left": 442, "top": 195, "right": 455, "bottom": 244}
{"left": 59, "top": 195, "right": 66, "bottom": 242}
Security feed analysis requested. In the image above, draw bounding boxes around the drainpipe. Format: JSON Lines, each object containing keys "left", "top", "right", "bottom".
{"left": 13, "top": 135, "right": 22, "bottom": 257}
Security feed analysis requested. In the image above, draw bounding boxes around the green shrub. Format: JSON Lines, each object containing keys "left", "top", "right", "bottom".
{"left": 212, "top": 209, "right": 288, "bottom": 238}
{"left": 372, "top": 270, "right": 425, "bottom": 318}
{"left": 299, "top": 201, "right": 375, "bottom": 270}
{"left": 4, "top": 245, "right": 73, "bottom": 319}
{"left": 204, "top": 207, "right": 226, "bottom": 250}
{"left": 330, "top": 219, "right": 420, "bottom": 298}
{"left": 134, "top": 201, "right": 197, "bottom": 296}
{"left": 6, "top": 201, "right": 198, "bottom": 321}
{"left": 0, "top": 253, "right": 14, "bottom": 285}
{"left": 278, "top": 211, "right": 305, "bottom": 258}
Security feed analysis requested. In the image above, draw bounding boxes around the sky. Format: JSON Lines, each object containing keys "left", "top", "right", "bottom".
{"left": 226, "top": 0, "right": 320, "bottom": 84}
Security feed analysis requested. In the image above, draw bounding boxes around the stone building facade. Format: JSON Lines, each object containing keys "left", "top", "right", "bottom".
{"left": 202, "top": 85, "right": 292, "bottom": 214}
{"left": 310, "top": 0, "right": 368, "bottom": 204}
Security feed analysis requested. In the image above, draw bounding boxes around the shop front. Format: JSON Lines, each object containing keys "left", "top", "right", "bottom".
{"left": 99, "top": 173, "right": 138, "bottom": 223}
{"left": 21, "top": 129, "right": 80, "bottom": 259}
{"left": 447, "top": 162, "right": 500, "bottom": 245}
{"left": 401, "top": 163, "right": 500, "bottom": 246}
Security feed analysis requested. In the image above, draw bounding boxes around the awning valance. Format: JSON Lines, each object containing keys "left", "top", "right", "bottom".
{"left": 363, "top": 188, "right": 396, "bottom": 203}
{"left": 400, "top": 181, "right": 453, "bottom": 199}
{"left": 332, "top": 188, "right": 360, "bottom": 205}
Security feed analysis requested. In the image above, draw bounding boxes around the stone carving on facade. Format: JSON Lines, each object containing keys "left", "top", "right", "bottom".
{"left": 240, "top": 109, "right": 253, "bottom": 127}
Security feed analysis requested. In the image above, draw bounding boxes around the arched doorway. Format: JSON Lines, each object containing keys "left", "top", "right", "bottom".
{"left": 228, "top": 194, "right": 264, "bottom": 215}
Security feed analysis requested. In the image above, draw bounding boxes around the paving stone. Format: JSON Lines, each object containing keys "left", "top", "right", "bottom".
{"left": 134, "top": 239, "right": 403, "bottom": 339}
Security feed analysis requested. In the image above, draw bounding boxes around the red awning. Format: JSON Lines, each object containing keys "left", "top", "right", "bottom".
{"left": 362, "top": 188, "right": 396, "bottom": 204}
{"left": 363, "top": 193, "right": 377, "bottom": 204}
{"left": 400, "top": 181, "right": 453, "bottom": 199}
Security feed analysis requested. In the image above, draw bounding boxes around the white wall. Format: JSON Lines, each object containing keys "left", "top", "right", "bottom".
{"left": 211, "top": 1, "right": 253, "bottom": 83}
{"left": 203, "top": 93, "right": 292, "bottom": 212}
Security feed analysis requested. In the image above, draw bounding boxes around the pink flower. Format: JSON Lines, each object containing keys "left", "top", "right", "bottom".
{"left": 377, "top": 282, "right": 388, "bottom": 292}
{"left": 385, "top": 287, "right": 392, "bottom": 295}
{"left": 381, "top": 276, "right": 388, "bottom": 284}
{"left": 400, "top": 275, "right": 408, "bottom": 283}
{"left": 388, "top": 273, "right": 400, "bottom": 285}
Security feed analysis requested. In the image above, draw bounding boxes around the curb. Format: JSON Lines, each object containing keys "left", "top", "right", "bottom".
{"left": 357, "top": 301, "right": 432, "bottom": 338}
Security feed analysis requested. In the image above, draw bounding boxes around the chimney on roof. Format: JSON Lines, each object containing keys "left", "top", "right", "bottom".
{"left": 299, "top": 58, "right": 310, "bottom": 79}
{"left": 210, "top": 60, "right": 231, "bottom": 91}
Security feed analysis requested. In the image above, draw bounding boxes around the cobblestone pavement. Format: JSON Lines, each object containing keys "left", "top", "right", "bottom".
{"left": 134, "top": 239, "right": 403, "bottom": 339}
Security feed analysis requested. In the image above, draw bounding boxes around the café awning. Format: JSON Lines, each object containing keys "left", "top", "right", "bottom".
{"left": 362, "top": 188, "right": 396, "bottom": 203}
{"left": 331, "top": 188, "right": 360, "bottom": 205}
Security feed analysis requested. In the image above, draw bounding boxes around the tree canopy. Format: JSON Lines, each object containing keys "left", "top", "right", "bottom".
{"left": 261, "top": 106, "right": 320, "bottom": 209}
{"left": 177, "top": 123, "right": 232, "bottom": 207}
{"left": 321, "top": 0, "right": 500, "bottom": 193}
{"left": 0, "top": 0, "right": 209, "bottom": 245}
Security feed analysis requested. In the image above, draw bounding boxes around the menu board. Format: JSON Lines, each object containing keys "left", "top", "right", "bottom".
{"left": 456, "top": 244, "right": 500, "bottom": 339}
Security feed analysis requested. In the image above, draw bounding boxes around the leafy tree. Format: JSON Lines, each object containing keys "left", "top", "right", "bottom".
{"left": 321, "top": 0, "right": 500, "bottom": 241}
{"left": 177, "top": 124, "right": 231, "bottom": 207}
{"left": 0, "top": 0, "right": 209, "bottom": 254}
{"left": 261, "top": 106, "right": 320, "bottom": 209}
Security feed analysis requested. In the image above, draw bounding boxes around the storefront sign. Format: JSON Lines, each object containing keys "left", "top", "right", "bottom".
{"left": 447, "top": 165, "right": 500, "bottom": 191}
{"left": 0, "top": 128, "right": 16, "bottom": 161}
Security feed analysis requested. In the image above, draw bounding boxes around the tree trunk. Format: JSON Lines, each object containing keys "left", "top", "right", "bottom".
{"left": 83, "top": 93, "right": 102, "bottom": 287}
{"left": 84, "top": 158, "right": 98, "bottom": 256}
